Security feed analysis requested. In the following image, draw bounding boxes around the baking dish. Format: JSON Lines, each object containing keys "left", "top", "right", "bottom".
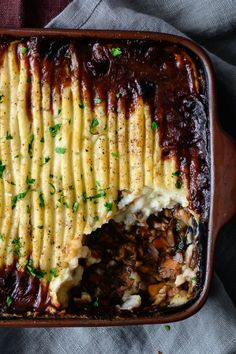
{"left": 0, "top": 28, "right": 235, "bottom": 327}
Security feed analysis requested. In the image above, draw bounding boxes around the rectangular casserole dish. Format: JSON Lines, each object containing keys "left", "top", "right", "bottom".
{"left": 0, "top": 28, "right": 235, "bottom": 327}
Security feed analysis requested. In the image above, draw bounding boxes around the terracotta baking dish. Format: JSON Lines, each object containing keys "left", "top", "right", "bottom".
{"left": 0, "top": 28, "right": 235, "bottom": 327}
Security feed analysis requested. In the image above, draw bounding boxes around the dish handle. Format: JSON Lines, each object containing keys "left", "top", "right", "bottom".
{"left": 214, "top": 124, "right": 236, "bottom": 233}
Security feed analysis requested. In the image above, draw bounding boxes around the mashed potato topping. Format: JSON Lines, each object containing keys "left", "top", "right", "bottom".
{"left": 0, "top": 37, "right": 207, "bottom": 315}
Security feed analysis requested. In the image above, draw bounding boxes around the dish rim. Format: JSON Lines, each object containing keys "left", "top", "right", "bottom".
{"left": 0, "top": 28, "right": 217, "bottom": 327}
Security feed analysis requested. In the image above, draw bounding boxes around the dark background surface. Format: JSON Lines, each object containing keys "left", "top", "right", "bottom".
{"left": 0, "top": 0, "right": 71, "bottom": 28}
{"left": 0, "top": 0, "right": 235, "bottom": 307}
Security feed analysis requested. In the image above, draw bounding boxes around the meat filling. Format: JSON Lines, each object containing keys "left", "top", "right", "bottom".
{"left": 69, "top": 206, "right": 200, "bottom": 316}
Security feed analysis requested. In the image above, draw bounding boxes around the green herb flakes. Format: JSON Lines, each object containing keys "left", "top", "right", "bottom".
{"left": 192, "top": 276, "right": 197, "bottom": 282}
{"left": 0, "top": 160, "right": 6, "bottom": 178}
{"left": 111, "top": 47, "right": 122, "bottom": 57}
{"left": 111, "top": 152, "right": 119, "bottom": 159}
{"left": 39, "top": 192, "right": 45, "bottom": 208}
{"left": 82, "top": 190, "right": 106, "bottom": 202}
{"left": 21, "top": 47, "right": 27, "bottom": 54}
{"left": 28, "top": 134, "right": 34, "bottom": 158}
{"left": 40, "top": 137, "right": 45, "bottom": 143}
{"left": 37, "top": 225, "right": 43, "bottom": 229}
{"left": 0, "top": 234, "right": 4, "bottom": 241}
{"left": 95, "top": 180, "right": 101, "bottom": 188}
{"left": 89, "top": 118, "right": 99, "bottom": 134}
{"left": 0, "top": 94, "right": 4, "bottom": 103}
{"left": 57, "top": 194, "right": 69, "bottom": 208}
{"left": 175, "top": 180, "right": 182, "bottom": 189}
{"left": 151, "top": 121, "right": 158, "bottom": 130}
{"left": 26, "top": 259, "right": 46, "bottom": 279}
{"left": 12, "top": 187, "right": 30, "bottom": 209}
{"left": 49, "top": 183, "right": 56, "bottom": 195}
{"left": 92, "top": 297, "right": 99, "bottom": 307}
{"left": 12, "top": 237, "right": 21, "bottom": 256}
{"left": 6, "top": 296, "right": 13, "bottom": 307}
{"left": 26, "top": 176, "right": 35, "bottom": 184}
{"left": 164, "top": 325, "right": 171, "bottom": 331}
{"left": 79, "top": 102, "right": 85, "bottom": 109}
{"left": 94, "top": 215, "right": 99, "bottom": 222}
{"left": 104, "top": 202, "right": 113, "bottom": 212}
{"left": 58, "top": 108, "right": 62, "bottom": 115}
{"left": 172, "top": 170, "right": 181, "bottom": 177}
{"left": 49, "top": 123, "right": 62, "bottom": 138}
{"left": 41, "top": 156, "right": 50, "bottom": 166}
{"left": 48, "top": 268, "right": 58, "bottom": 281}
{"left": 72, "top": 201, "right": 79, "bottom": 212}
{"left": 116, "top": 92, "right": 123, "bottom": 98}
{"left": 6, "top": 131, "right": 13, "bottom": 140}
{"left": 94, "top": 97, "right": 102, "bottom": 104}
{"left": 55, "top": 147, "right": 66, "bottom": 154}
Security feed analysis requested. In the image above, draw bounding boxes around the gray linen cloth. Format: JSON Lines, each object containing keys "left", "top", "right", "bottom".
{"left": 1, "top": 1, "right": 236, "bottom": 353}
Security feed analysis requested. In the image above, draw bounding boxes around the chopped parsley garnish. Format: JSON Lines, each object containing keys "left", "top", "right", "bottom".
{"left": 0, "top": 234, "right": 3, "bottom": 240}
{"left": 111, "top": 47, "right": 122, "bottom": 57}
{"left": 58, "top": 108, "right": 62, "bottom": 115}
{"left": 95, "top": 180, "right": 101, "bottom": 188}
{"left": 12, "top": 237, "right": 21, "bottom": 256}
{"left": 57, "top": 194, "right": 69, "bottom": 208}
{"left": 72, "top": 201, "right": 79, "bottom": 212}
{"left": 192, "top": 276, "right": 197, "bottom": 282}
{"left": 94, "top": 97, "right": 102, "bottom": 104}
{"left": 40, "top": 137, "right": 45, "bottom": 143}
{"left": 94, "top": 215, "right": 99, "bottom": 222}
{"left": 116, "top": 92, "right": 123, "bottom": 98}
{"left": 6, "top": 131, "right": 13, "bottom": 140}
{"left": 151, "top": 121, "right": 158, "bottom": 130}
{"left": 172, "top": 170, "right": 181, "bottom": 177}
{"left": 0, "top": 160, "right": 6, "bottom": 178}
{"left": 0, "top": 94, "right": 4, "bottom": 103}
{"left": 39, "top": 192, "right": 45, "bottom": 208}
{"left": 79, "top": 102, "right": 85, "bottom": 109}
{"left": 104, "top": 202, "right": 113, "bottom": 212}
{"left": 164, "top": 325, "right": 171, "bottom": 331}
{"left": 49, "top": 123, "right": 62, "bottom": 138}
{"left": 26, "top": 176, "right": 35, "bottom": 185}
{"left": 111, "top": 152, "right": 119, "bottom": 159}
{"left": 82, "top": 190, "right": 106, "bottom": 202}
{"left": 6, "top": 296, "right": 13, "bottom": 307}
{"left": 28, "top": 134, "right": 34, "bottom": 158}
{"left": 89, "top": 118, "right": 99, "bottom": 134}
{"left": 48, "top": 268, "right": 58, "bottom": 281}
{"left": 26, "top": 259, "right": 46, "bottom": 279}
{"left": 49, "top": 183, "right": 56, "bottom": 195}
{"left": 41, "top": 156, "right": 50, "bottom": 166}
{"left": 92, "top": 297, "right": 99, "bottom": 307}
{"left": 21, "top": 47, "right": 27, "bottom": 54}
{"left": 12, "top": 187, "right": 30, "bottom": 209}
{"left": 175, "top": 180, "right": 182, "bottom": 189}
{"left": 55, "top": 147, "right": 66, "bottom": 154}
